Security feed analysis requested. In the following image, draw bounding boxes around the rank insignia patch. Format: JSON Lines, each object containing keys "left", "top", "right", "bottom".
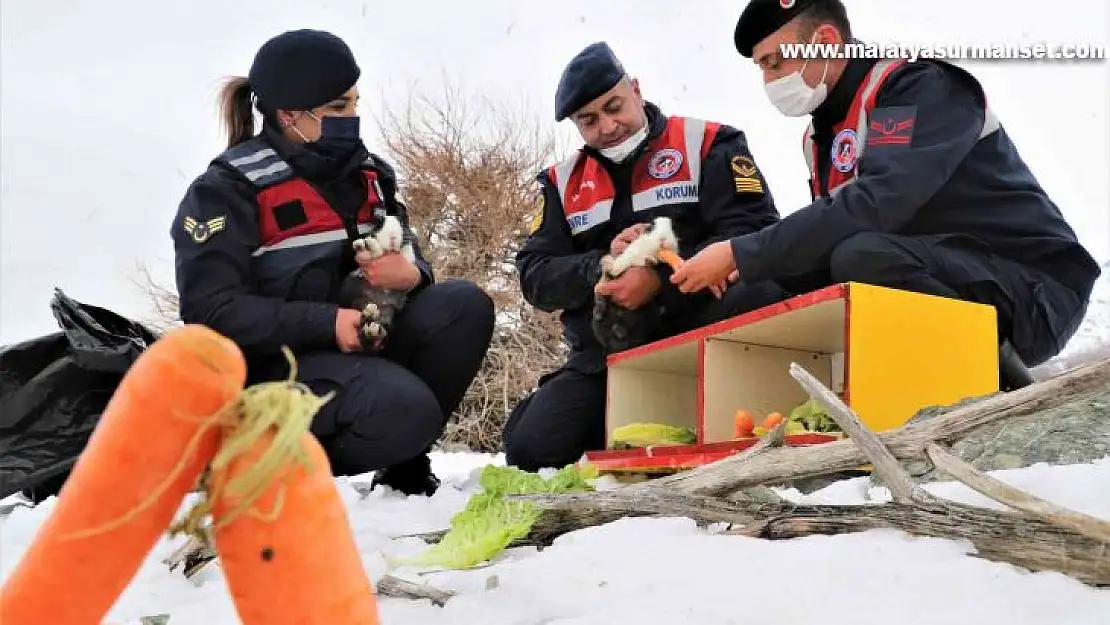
{"left": 528, "top": 195, "right": 545, "bottom": 235}
{"left": 183, "top": 215, "right": 226, "bottom": 244}
{"left": 731, "top": 155, "right": 764, "bottom": 194}
{"left": 867, "top": 105, "right": 917, "bottom": 148}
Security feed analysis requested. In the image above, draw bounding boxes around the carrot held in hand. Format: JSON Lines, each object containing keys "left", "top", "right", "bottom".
{"left": 657, "top": 248, "right": 684, "bottom": 273}
{"left": 0, "top": 324, "right": 246, "bottom": 625}
{"left": 180, "top": 349, "right": 381, "bottom": 625}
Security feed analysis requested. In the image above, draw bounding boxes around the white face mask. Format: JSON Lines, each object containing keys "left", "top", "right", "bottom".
{"left": 598, "top": 121, "right": 649, "bottom": 162}
{"left": 764, "top": 35, "right": 831, "bottom": 117}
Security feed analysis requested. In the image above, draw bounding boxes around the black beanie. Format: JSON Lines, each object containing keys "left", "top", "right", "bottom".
{"left": 554, "top": 42, "right": 627, "bottom": 122}
{"left": 247, "top": 29, "right": 361, "bottom": 111}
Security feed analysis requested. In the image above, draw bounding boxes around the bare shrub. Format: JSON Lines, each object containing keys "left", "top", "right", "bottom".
{"left": 136, "top": 84, "right": 571, "bottom": 453}
{"left": 372, "top": 85, "right": 569, "bottom": 452}
{"left": 131, "top": 262, "right": 181, "bottom": 333}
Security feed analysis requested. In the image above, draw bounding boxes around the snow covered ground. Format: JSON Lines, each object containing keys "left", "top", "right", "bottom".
{"left": 4, "top": 281, "right": 1109, "bottom": 623}
{"left": 2, "top": 453, "right": 1109, "bottom": 624}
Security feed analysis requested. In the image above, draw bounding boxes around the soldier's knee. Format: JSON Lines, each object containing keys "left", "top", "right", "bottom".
{"left": 504, "top": 428, "right": 563, "bottom": 473}
{"left": 412, "top": 278, "right": 496, "bottom": 341}
{"left": 828, "top": 232, "right": 912, "bottom": 285}
{"left": 445, "top": 279, "right": 496, "bottom": 335}
{"left": 328, "top": 371, "right": 444, "bottom": 474}
{"left": 503, "top": 401, "right": 568, "bottom": 472}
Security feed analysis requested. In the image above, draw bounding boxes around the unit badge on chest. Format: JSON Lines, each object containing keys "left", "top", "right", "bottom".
{"left": 831, "top": 128, "right": 859, "bottom": 173}
{"left": 647, "top": 148, "right": 683, "bottom": 180}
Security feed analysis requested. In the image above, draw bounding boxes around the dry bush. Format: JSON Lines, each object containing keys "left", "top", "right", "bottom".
{"left": 372, "top": 85, "right": 569, "bottom": 451}
{"left": 132, "top": 263, "right": 181, "bottom": 333}
{"left": 136, "top": 85, "right": 571, "bottom": 453}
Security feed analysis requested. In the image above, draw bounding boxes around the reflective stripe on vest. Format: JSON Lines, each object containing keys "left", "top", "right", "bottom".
{"left": 801, "top": 59, "right": 1001, "bottom": 198}
{"left": 548, "top": 116, "right": 714, "bottom": 235}
{"left": 226, "top": 146, "right": 293, "bottom": 187}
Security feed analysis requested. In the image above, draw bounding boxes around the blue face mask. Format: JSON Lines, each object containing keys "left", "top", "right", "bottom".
{"left": 301, "top": 113, "right": 365, "bottom": 166}
{"left": 318, "top": 114, "right": 361, "bottom": 140}
{"left": 314, "top": 114, "right": 362, "bottom": 148}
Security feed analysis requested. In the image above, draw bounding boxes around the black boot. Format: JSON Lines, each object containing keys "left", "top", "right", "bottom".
{"left": 371, "top": 451, "right": 440, "bottom": 496}
{"left": 999, "top": 340, "right": 1035, "bottom": 392}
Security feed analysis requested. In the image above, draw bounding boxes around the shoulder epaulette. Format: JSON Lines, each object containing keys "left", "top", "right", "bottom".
{"left": 212, "top": 137, "right": 295, "bottom": 189}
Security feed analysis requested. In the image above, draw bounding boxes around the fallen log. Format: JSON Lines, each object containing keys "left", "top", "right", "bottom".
{"left": 516, "top": 488, "right": 1110, "bottom": 586}
{"left": 508, "top": 360, "right": 1110, "bottom": 587}
{"left": 640, "top": 358, "right": 1110, "bottom": 498}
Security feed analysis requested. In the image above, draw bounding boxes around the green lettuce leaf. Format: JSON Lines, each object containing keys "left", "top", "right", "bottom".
{"left": 395, "top": 463, "right": 599, "bottom": 570}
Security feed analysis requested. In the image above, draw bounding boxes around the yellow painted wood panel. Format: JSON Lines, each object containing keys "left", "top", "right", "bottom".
{"left": 846, "top": 282, "right": 999, "bottom": 431}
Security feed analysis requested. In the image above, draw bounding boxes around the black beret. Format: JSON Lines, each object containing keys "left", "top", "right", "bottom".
{"left": 555, "top": 42, "right": 627, "bottom": 121}
{"left": 248, "top": 29, "right": 361, "bottom": 111}
{"left": 734, "top": 0, "right": 821, "bottom": 58}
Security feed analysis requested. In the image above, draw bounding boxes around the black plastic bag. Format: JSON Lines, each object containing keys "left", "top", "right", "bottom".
{"left": 0, "top": 288, "right": 160, "bottom": 501}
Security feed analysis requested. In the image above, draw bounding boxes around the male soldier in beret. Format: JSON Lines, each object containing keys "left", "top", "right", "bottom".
{"left": 672, "top": 0, "right": 1100, "bottom": 390}
{"left": 504, "top": 41, "right": 787, "bottom": 471}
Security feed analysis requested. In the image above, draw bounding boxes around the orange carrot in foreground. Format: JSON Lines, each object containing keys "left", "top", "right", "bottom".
{"left": 200, "top": 365, "right": 380, "bottom": 624}
{"left": 0, "top": 324, "right": 246, "bottom": 625}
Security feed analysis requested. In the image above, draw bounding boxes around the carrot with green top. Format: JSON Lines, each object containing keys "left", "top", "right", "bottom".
{"left": 0, "top": 323, "right": 246, "bottom": 625}
{"left": 179, "top": 351, "right": 381, "bottom": 625}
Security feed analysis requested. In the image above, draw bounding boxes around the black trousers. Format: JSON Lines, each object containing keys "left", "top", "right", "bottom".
{"left": 502, "top": 279, "right": 787, "bottom": 472}
{"left": 297, "top": 279, "right": 495, "bottom": 476}
{"left": 823, "top": 232, "right": 1087, "bottom": 368}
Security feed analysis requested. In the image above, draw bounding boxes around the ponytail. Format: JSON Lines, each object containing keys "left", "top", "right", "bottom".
{"left": 217, "top": 76, "right": 256, "bottom": 149}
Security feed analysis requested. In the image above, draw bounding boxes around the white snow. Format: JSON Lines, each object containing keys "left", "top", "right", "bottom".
{"left": 2, "top": 453, "right": 1109, "bottom": 624}
{"left": 1057, "top": 263, "right": 1110, "bottom": 358}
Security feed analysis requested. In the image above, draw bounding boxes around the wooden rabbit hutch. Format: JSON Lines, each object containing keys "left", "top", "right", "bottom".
{"left": 583, "top": 282, "right": 1001, "bottom": 474}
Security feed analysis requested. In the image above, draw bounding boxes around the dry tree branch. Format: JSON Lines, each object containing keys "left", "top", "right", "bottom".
{"left": 376, "top": 574, "right": 456, "bottom": 607}
{"left": 924, "top": 442, "right": 1110, "bottom": 543}
{"left": 504, "top": 361, "right": 1110, "bottom": 586}
{"left": 788, "top": 363, "right": 932, "bottom": 504}
{"left": 632, "top": 358, "right": 1110, "bottom": 498}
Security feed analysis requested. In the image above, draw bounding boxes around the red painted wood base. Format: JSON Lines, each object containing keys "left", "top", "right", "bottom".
{"left": 583, "top": 434, "right": 843, "bottom": 473}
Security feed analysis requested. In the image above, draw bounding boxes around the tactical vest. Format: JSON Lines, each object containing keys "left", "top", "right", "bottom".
{"left": 547, "top": 116, "right": 719, "bottom": 237}
{"left": 213, "top": 137, "right": 389, "bottom": 302}
{"left": 802, "top": 58, "right": 1000, "bottom": 199}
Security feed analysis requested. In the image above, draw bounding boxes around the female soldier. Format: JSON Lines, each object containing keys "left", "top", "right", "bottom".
{"left": 170, "top": 29, "right": 495, "bottom": 496}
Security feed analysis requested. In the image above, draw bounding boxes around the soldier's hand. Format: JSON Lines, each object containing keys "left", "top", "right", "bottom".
{"left": 595, "top": 266, "right": 660, "bottom": 309}
{"left": 670, "top": 241, "right": 738, "bottom": 294}
{"left": 610, "top": 223, "right": 650, "bottom": 257}
{"left": 335, "top": 308, "right": 363, "bottom": 353}
{"left": 708, "top": 271, "right": 741, "bottom": 299}
{"left": 358, "top": 251, "right": 420, "bottom": 291}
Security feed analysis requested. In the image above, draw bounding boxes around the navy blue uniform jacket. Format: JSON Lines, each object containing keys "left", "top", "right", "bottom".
{"left": 170, "top": 127, "right": 434, "bottom": 377}
{"left": 516, "top": 102, "right": 781, "bottom": 372}
{"left": 729, "top": 59, "right": 1100, "bottom": 305}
